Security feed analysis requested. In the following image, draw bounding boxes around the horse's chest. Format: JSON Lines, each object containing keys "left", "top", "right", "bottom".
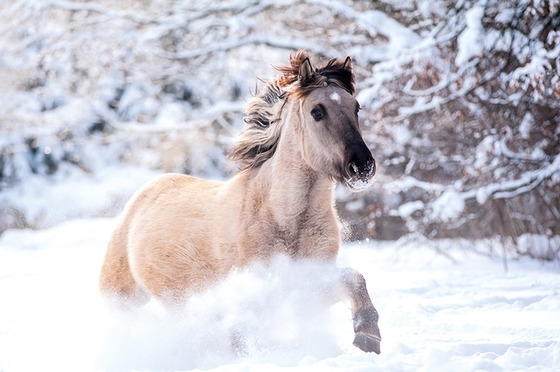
{"left": 266, "top": 219, "right": 335, "bottom": 259}
{"left": 269, "top": 226, "right": 300, "bottom": 256}
{"left": 240, "top": 205, "right": 338, "bottom": 260}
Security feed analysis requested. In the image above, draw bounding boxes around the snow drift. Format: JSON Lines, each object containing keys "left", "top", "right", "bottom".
{"left": 1, "top": 218, "right": 559, "bottom": 371}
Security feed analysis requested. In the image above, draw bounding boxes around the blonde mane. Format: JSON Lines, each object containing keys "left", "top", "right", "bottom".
{"left": 230, "top": 49, "right": 356, "bottom": 171}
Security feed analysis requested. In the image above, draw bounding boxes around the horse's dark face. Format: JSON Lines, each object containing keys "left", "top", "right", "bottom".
{"left": 297, "top": 85, "right": 376, "bottom": 191}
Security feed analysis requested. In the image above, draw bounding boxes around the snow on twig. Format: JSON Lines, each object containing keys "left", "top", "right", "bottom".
{"left": 495, "top": 137, "right": 552, "bottom": 162}
{"left": 469, "top": 153, "right": 560, "bottom": 203}
{"left": 393, "top": 154, "right": 560, "bottom": 222}
{"left": 385, "top": 176, "right": 448, "bottom": 193}
{"left": 307, "top": 0, "right": 420, "bottom": 48}
{"left": 93, "top": 102, "right": 246, "bottom": 134}
{"left": 43, "top": 0, "right": 152, "bottom": 24}
{"left": 172, "top": 34, "right": 337, "bottom": 60}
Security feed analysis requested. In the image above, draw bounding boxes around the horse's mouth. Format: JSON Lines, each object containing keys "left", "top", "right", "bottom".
{"left": 342, "top": 160, "right": 376, "bottom": 191}
{"left": 343, "top": 175, "right": 375, "bottom": 191}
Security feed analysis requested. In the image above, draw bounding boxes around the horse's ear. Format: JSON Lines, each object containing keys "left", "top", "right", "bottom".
{"left": 343, "top": 56, "right": 353, "bottom": 73}
{"left": 298, "top": 57, "right": 315, "bottom": 84}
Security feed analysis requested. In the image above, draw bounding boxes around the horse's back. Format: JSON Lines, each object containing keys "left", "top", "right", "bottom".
{"left": 99, "top": 173, "right": 225, "bottom": 305}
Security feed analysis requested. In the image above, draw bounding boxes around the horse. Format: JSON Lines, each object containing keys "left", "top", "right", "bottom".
{"left": 99, "top": 49, "right": 381, "bottom": 354}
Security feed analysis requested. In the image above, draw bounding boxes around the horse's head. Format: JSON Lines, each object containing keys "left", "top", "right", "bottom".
{"left": 231, "top": 50, "right": 376, "bottom": 191}
{"left": 290, "top": 53, "right": 376, "bottom": 191}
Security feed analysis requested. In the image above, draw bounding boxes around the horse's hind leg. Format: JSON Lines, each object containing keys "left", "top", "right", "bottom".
{"left": 340, "top": 267, "right": 381, "bottom": 354}
{"left": 99, "top": 231, "right": 149, "bottom": 310}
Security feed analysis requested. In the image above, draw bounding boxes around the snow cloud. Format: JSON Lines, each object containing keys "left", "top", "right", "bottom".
{"left": 97, "top": 256, "right": 347, "bottom": 371}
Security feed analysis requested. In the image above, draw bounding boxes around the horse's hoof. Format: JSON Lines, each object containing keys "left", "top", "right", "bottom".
{"left": 353, "top": 332, "right": 381, "bottom": 354}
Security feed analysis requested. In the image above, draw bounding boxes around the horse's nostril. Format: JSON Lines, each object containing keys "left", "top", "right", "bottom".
{"left": 348, "top": 162, "right": 359, "bottom": 177}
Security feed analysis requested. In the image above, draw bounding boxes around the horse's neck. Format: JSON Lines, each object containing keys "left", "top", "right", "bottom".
{"left": 249, "top": 112, "right": 335, "bottom": 229}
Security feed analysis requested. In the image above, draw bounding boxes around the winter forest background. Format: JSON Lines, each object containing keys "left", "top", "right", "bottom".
{"left": 1, "top": 0, "right": 559, "bottom": 261}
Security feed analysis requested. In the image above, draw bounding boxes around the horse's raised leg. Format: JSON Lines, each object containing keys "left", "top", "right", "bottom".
{"left": 340, "top": 267, "right": 381, "bottom": 354}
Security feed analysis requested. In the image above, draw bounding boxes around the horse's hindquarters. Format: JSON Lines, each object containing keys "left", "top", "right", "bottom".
{"left": 118, "top": 174, "right": 227, "bottom": 303}
{"left": 99, "top": 219, "right": 150, "bottom": 308}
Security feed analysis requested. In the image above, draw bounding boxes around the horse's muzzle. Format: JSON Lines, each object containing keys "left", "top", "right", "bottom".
{"left": 344, "top": 155, "right": 376, "bottom": 191}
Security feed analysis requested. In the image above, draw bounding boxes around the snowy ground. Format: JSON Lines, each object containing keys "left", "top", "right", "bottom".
{"left": 0, "top": 218, "right": 559, "bottom": 372}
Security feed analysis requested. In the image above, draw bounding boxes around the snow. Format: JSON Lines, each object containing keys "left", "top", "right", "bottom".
{"left": 0, "top": 165, "right": 161, "bottom": 230}
{"left": 430, "top": 190, "right": 465, "bottom": 222}
{"left": 330, "top": 92, "right": 341, "bottom": 104}
{"left": 390, "top": 124, "right": 412, "bottom": 147}
{"left": 1, "top": 1, "right": 560, "bottom": 369}
{"left": 307, "top": 0, "right": 420, "bottom": 59}
{"left": 519, "top": 113, "right": 533, "bottom": 140}
{"left": 356, "top": 10, "right": 421, "bottom": 54}
{"left": 455, "top": 4, "right": 485, "bottom": 66}
{"left": 1, "top": 218, "right": 559, "bottom": 372}
{"left": 345, "top": 176, "right": 375, "bottom": 192}
{"left": 398, "top": 200, "right": 424, "bottom": 218}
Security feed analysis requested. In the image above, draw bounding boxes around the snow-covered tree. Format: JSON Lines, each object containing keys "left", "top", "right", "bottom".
{"left": 0, "top": 0, "right": 558, "bottom": 259}
{"left": 350, "top": 0, "right": 560, "bottom": 260}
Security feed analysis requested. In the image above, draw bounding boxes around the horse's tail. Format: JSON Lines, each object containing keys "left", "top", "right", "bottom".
{"left": 99, "top": 218, "right": 149, "bottom": 309}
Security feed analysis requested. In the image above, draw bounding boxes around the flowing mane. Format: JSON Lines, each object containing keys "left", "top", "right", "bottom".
{"left": 230, "top": 49, "right": 356, "bottom": 171}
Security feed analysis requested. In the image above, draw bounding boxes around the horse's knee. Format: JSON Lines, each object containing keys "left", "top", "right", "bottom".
{"left": 341, "top": 267, "right": 365, "bottom": 285}
{"left": 340, "top": 267, "right": 369, "bottom": 303}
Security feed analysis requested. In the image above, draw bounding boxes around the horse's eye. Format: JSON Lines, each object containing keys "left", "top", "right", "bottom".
{"left": 311, "top": 108, "right": 323, "bottom": 121}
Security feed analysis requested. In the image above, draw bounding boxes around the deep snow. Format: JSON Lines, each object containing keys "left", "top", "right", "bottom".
{"left": 0, "top": 217, "right": 559, "bottom": 372}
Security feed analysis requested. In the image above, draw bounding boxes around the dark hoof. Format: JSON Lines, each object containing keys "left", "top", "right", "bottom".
{"left": 352, "top": 306, "right": 381, "bottom": 354}
{"left": 353, "top": 332, "right": 381, "bottom": 354}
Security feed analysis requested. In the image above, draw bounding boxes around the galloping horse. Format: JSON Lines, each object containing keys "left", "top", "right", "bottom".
{"left": 99, "top": 50, "right": 381, "bottom": 354}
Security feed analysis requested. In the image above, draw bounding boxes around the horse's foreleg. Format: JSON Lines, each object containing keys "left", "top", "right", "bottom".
{"left": 340, "top": 267, "right": 381, "bottom": 354}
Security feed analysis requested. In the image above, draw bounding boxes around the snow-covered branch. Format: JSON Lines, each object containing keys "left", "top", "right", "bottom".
{"left": 172, "top": 34, "right": 337, "bottom": 60}
{"left": 469, "top": 154, "right": 560, "bottom": 203}
{"left": 393, "top": 154, "right": 560, "bottom": 223}
{"left": 307, "top": 0, "right": 421, "bottom": 50}
{"left": 43, "top": 0, "right": 152, "bottom": 23}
